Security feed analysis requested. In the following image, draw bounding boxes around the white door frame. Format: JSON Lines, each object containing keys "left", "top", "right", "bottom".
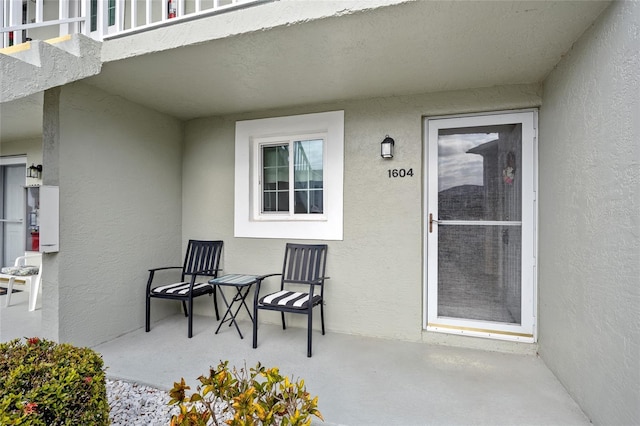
{"left": 1, "top": 156, "right": 27, "bottom": 266}
{"left": 423, "top": 110, "right": 538, "bottom": 342}
{"left": 87, "top": 0, "right": 124, "bottom": 38}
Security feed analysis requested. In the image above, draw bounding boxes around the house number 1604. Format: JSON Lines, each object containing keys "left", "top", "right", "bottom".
{"left": 388, "top": 168, "right": 414, "bottom": 178}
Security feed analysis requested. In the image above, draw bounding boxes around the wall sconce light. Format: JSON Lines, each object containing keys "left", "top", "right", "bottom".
{"left": 381, "top": 135, "right": 395, "bottom": 159}
{"left": 27, "top": 164, "right": 42, "bottom": 179}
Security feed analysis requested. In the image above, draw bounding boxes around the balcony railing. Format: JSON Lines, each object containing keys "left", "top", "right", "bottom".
{"left": 1, "top": 0, "right": 268, "bottom": 49}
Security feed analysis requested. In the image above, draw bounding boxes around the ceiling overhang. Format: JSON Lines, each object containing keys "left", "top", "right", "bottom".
{"left": 1, "top": 0, "right": 611, "bottom": 141}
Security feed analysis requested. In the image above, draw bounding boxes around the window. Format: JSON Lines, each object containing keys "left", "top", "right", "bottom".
{"left": 90, "top": 0, "right": 116, "bottom": 32}
{"left": 257, "top": 135, "right": 325, "bottom": 218}
{"left": 90, "top": 0, "right": 97, "bottom": 31}
{"left": 235, "top": 111, "right": 344, "bottom": 240}
{"left": 108, "top": 0, "right": 116, "bottom": 26}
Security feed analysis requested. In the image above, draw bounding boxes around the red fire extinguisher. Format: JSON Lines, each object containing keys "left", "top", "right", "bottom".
{"left": 168, "top": 0, "right": 177, "bottom": 18}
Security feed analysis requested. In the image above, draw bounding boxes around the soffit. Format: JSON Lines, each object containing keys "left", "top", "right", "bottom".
{"left": 0, "top": 93, "right": 43, "bottom": 141}
{"left": 84, "top": 0, "right": 610, "bottom": 120}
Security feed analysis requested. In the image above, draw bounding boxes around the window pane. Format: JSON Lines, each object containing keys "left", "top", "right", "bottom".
{"left": 294, "top": 139, "right": 323, "bottom": 214}
{"left": 91, "top": 0, "right": 97, "bottom": 31}
{"left": 295, "top": 178, "right": 308, "bottom": 189}
{"left": 263, "top": 168, "right": 277, "bottom": 190}
{"left": 294, "top": 189, "right": 324, "bottom": 214}
{"left": 276, "top": 166, "right": 289, "bottom": 190}
{"left": 108, "top": 0, "right": 116, "bottom": 26}
{"left": 263, "top": 146, "right": 277, "bottom": 167}
{"left": 263, "top": 192, "right": 276, "bottom": 211}
{"left": 263, "top": 145, "right": 289, "bottom": 167}
{"left": 311, "top": 189, "right": 324, "bottom": 213}
{"left": 438, "top": 124, "right": 522, "bottom": 221}
{"left": 294, "top": 190, "right": 307, "bottom": 213}
{"left": 277, "top": 191, "right": 289, "bottom": 211}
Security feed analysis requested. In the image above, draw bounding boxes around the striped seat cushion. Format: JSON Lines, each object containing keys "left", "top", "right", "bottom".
{"left": 151, "top": 281, "right": 211, "bottom": 297}
{"left": 259, "top": 290, "right": 321, "bottom": 310}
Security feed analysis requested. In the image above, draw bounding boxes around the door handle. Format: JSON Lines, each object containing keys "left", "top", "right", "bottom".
{"left": 429, "top": 213, "right": 439, "bottom": 233}
{"left": 0, "top": 218, "right": 23, "bottom": 223}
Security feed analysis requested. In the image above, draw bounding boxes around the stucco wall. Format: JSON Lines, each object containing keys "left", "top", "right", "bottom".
{"left": 43, "top": 82, "right": 184, "bottom": 347}
{"left": 183, "top": 84, "right": 541, "bottom": 341}
{"left": 538, "top": 2, "right": 639, "bottom": 425}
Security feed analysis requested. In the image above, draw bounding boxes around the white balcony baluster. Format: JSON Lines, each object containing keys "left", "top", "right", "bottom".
{"left": 0, "top": 0, "right": 270, "bottom": 48}
{"left": 59, "top": 0, "right": 70, "bottom": 36}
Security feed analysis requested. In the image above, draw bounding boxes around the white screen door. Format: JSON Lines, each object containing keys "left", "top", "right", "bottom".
{"left": 425, "top": 111, "right": 537, "bottom": 341}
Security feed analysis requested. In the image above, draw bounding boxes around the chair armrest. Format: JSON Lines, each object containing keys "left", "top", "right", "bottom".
{"left": 148, "top": 266, "right": 182, "bottom": 272}
{"left": 14, "top": 256, "right": 26, "bottom": 267}
{"left": 253, "top": 273, "right": 282, "bottom": 303}
{"left": 256, "top": 273, "right": 282, "bottom": 281}
{"left": 146, "top": 266, "right": 183, "bottom": 293}
{"left": 254, "top": 273, "right": 282, "bottom": 289}
{"left": 12, "top": 254, "right": 42, "bottom": 267}
{"left": 182, "top": 269, "right": 223, "bottom": 290}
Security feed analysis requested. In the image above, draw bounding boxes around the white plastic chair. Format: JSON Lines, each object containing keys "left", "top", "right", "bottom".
{"left": 0, "top": 252, "right": 43, "bottom": 311}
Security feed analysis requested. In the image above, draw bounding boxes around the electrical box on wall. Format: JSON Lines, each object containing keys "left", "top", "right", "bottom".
{"left": 39, "top": 185, "right": 59, "bottom": 253}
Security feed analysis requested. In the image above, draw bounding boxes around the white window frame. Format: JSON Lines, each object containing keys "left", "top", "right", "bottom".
{"left": 254, "top": 133, "right": 327, "bottom": 221}
{"left": 235, "top": 111, "right": 344, "bottom": 240}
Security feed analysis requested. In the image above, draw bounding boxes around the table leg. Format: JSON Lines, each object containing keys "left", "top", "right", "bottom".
{"left": 215, "top": 288, "right": 244, "bottom": 338}
{"left": 227, "top": 287, "right": 253, "bottom": 327}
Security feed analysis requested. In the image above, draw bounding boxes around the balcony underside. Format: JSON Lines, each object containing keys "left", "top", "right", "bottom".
{"left": 1, "top": 0, "right": 611, "bottom": 142}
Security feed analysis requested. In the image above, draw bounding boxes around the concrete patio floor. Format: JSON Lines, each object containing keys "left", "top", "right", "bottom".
{"left": 1, "top": 290, "right": 591, "bottom": 425}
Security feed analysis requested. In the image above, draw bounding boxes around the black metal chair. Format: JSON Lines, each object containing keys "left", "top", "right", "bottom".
{"left": 252, "top": 243, "right": 328, "bottom": 357}
{"left": 146, "top": 240, "right": 223, "bottom": 338}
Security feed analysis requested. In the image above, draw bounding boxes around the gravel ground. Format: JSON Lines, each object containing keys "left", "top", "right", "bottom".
{"left": 107, "top": 379, "right": 175, "bottom": 425}
{"left": 107, "top": 379, "right": 230, "bottom": 425}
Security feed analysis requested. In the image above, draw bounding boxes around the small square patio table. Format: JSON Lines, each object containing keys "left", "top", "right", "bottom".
{"left": 209, "top": 274, "right": 261, "bottom": 339}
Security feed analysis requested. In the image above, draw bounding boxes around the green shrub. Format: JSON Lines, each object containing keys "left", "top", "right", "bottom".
{"left": 0, "top": 337, "right": 109, "bottom": 425}
{"left": 169, "top": 360, "right": 323, "bottom": 426}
